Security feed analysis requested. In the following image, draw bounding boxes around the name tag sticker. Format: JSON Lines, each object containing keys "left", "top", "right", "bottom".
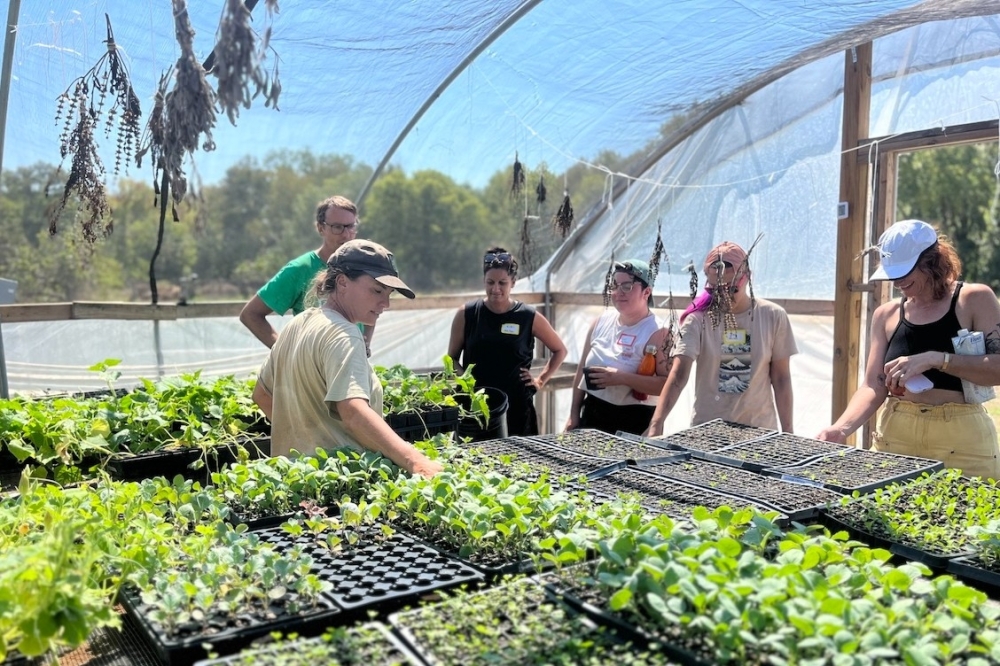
{"left": 501, "top": 323, "right": 520, "bottom": 335}
{"left": 617, "top": 333, "right": 637, "bottom": 347}
{"left": 724, "top": 329, "right": 747, "bottom": 345}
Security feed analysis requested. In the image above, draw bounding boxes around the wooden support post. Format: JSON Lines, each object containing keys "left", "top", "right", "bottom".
{"left": 832, "top": 43, "right": 872, "bottom": 443}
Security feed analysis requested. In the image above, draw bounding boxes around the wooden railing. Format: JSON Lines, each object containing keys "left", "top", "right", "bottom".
{"left": 0, "top": 294, "right": 834, "bottom": 422}
{"left": 0, "top": 294, "right": 833, "bottom": 323}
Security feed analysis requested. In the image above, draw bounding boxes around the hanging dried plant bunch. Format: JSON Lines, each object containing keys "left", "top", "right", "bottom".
{"left": 553, "top": 191, "right": 574, "bottom": 238}
{"left": 518, "top": 215, "right": 533, "bottom": 275}
{"left": 685, "top": 261, "right": 698, "bottom": 299}
{"left": 137, "top": 72, "right": 168, "bottom": 203}
{"left": 535, "top": 175, "right": 546, "bottom": 207}
{"left": 212, "top": 0, "right": 282, "bottom": 124}
{"left": 137, "top": 0, "right": 218, "bottom": 205}
{"left": 706, "top": 258, "right": 738, "bottom": 331}
{"left": 50, "top": 14, "right": 140, "bottom": 240}
{"left": 648, "top": 219, "right": 665, "bottom": 286}
{"left": 602, "top": 252, "right": 616, "bottom": 307}
{"left": 510, "top": 152, "right": 525, "bottom": 199}
{"left": 659, "top": 324, "right": 676, "bottom": 357}
{"left": 661, "top": 254, "right": 679, "bottom": 335}
{"left": 49, "top": 86, "right": 111, "bottom": 242}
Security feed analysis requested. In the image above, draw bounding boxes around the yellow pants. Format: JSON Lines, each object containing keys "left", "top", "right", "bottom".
{"left": 872, "top": 398, "right": 1000, "bottom": 479}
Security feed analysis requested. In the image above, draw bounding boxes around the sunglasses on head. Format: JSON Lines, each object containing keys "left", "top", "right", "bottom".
{"left": 484, "top": 252, "right": 513, "bottom": 267}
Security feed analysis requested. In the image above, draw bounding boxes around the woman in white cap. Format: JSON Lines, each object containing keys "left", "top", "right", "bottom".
{"left": 818, "top": 220, "right": 1000, "bottom": 479}
{"left": 645, "top": 241, "right": 797, "bottom": 436}
{"left": 253, "top": 239, "right": 443, "bottom": 478}
{"left": 565, "top": 259, "right": 672, "bottom": 435}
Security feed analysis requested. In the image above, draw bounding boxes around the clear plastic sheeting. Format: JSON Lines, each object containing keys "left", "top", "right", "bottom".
{"left": 4, "top": 0, "right": 1000, "bottom": 428}
{"left": 532, "top": 13, "right": 1000, "bottom": 303}
{"left": 2, "top": 1, "right": 996, "bottom": 198}
{"left": 1, "top": 308, "right": 455, "bottom": 394}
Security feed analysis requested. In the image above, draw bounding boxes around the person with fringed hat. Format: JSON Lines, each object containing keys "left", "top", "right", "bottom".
{"left": 645, "top": 241, "right": 798, "bottom": 436}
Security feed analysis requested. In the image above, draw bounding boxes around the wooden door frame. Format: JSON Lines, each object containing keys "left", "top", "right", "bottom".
{"left": 854, "top": 119, "right": 998, "bottom": 444}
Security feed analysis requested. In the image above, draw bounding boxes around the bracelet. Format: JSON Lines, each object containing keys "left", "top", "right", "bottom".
{"left": 941, "top": 352, "right": 951, "bottom": 371}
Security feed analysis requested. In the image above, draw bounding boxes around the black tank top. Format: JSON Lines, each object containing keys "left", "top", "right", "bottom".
{"left": 884, "top": 282, "right": 963, "bottom": 392}
{"left": 462, "top": 299, "right": 537, "bottom": 400}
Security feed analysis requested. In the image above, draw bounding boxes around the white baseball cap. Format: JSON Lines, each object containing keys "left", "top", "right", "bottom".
{"left": 869, "top": 220, "right": 938, "bottom": 281}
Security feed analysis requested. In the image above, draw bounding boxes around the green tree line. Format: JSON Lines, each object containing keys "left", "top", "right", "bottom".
{"left": 3, "top": 141, "right": 998, "bottom": 303}
{"left": 896, "top": 143, "right": 1000, "bottom": 290}
{"left": 0, "top": 150, "right": 619, "bottom": 302}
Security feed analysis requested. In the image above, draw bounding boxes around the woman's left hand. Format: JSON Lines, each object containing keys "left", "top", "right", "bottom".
{"left": 521, "top": 368, "right": 542, "bottom": 390}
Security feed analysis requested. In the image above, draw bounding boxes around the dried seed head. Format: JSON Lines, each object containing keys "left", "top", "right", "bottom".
{"left": 553, "top": 191, "right": 574, "bottom": 238}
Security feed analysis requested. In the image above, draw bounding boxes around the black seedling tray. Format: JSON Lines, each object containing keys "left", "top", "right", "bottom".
{"left": 821, "top": 509, "right": 972, "bottom": 569}
{"left": 652, "top": 419, "right": 776, "bottom": 453}
{"left": 192, "top": 621, "right": 422, "bottom": 666}
{"left": 386, "top": 408, "right": 460, "bottom": 442}
{"left": 587, "top": 466, "right": 788, "bottom": 525}
{"left": 109, "top": 437, "right": 271, "bottom": 483}
{"left": 119, "top": 587, "right": 343, "bottom": 666}
{"left": 529, "top": 429, "right": 683, "bottom": 464}
{"left": 640, "top": 456, "right": 843, "bottom": 522}
{"left": 704, "top": 433, "right": 852, "bottom": 472}
{"left": 256, "top": 523, "right": 483, "bottom": 617}
{"left": 765, "top": 447, "right": 943, "bottom": 494}
{"left": 390, "top": 578, "right": 671, "bottom": 666}
{"left": 226, "top": 502, "right": 335, "bottom": 533}
{"left": 456, "top": 436, "right": 627, "bottom": 479}
{"left": 108, "top": 447, "right": 201, "bottom": 482}
{"left": 947, "top": 556, "right": 1000, "bottom": 595}
{"left": 540, "top": 568, "right": 714, "bottom": 665}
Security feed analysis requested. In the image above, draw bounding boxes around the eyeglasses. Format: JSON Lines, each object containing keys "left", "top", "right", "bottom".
{"left": 609, "top": 280, "right": 638, "bottom": 293}
{"left": 484, "top": 252, "right": 513, "bottom": 267}
{"left": 322, "top": 221, "right": 359, "bottom": 234}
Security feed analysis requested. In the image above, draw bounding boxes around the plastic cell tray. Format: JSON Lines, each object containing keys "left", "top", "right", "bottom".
{"left": 820, "top": 511, "right": 971, "bottom": 569}
{"left": 764, "top": 447, "right": 943, "bottom": 494}
{"left": 529, "top": 429, "right": 685, "bottom": 464}
{"left": 109, "top": 437, "right": 271, "bottom": 483}
{"left": 701, "top": 433, "right": 853, "bottom": 472}
{"left": 390, "top": 579, "right": 677, "bottom": 666}
{"left": 119, "top": 587, "right": 343, "bottom": 666}
{"left": 456, "top": 436, "right": 628, "bottom": 479}
{"left": 192, "top": 621, "right": 422, "bottom": 666}
{"left": 650, "top": 419, "right": 776, "bottom": 453}
{"left": 586, "top": 466, "right": 788, "bottom": 525}
{"left": 639, "top": 456, "right": 843, "bottom": 522}
{"left": 540, "top": 570, "right": 714, "bottom": 666}
{"left": 256, "top": 523, "right": 484, "bottom": 616}
{"left": 947, "top": 556, "right": 1000, "bottom": 594}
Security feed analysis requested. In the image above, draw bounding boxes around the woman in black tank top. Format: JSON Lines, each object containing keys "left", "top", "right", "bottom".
{"left": 446, "top": 248, "right": 567, "bottom": 436}
{"left": 818, "top": 220, "right": 1000, "bottom": 479}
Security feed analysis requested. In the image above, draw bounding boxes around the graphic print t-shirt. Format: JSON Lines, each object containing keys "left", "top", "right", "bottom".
{"left": 673, "top": 298, "right": 797, "bottom": 428}
{"left": 718, "top": 327, "right": 752, "bottom": 394}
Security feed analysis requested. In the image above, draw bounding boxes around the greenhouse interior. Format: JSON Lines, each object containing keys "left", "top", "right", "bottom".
{"left": 3, "top": 0, "right": 1000, "bottom": 664}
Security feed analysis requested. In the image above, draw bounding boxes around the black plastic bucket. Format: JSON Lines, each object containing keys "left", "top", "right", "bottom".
{"left": 456, "top": 387, "right": 509, "bottom": 442}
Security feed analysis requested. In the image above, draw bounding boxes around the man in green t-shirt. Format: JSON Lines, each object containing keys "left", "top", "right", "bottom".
{"left": 240, "top": 195, "right": 372, "bottom": 349}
